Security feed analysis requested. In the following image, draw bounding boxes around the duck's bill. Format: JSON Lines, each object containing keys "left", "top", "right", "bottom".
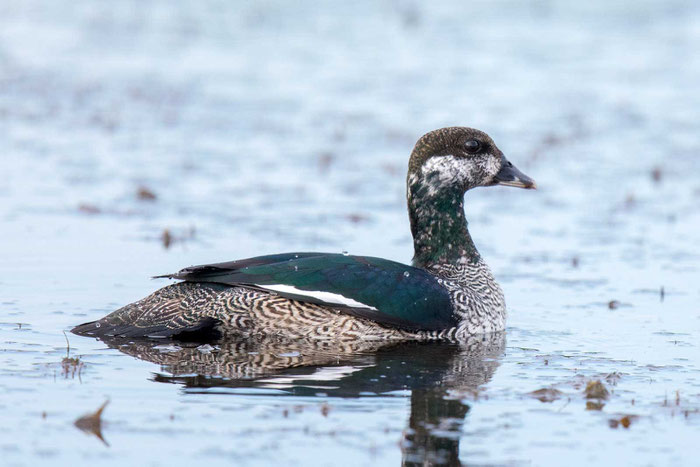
{"left": 492, "top": 158, "right": 537, "bottom": 189}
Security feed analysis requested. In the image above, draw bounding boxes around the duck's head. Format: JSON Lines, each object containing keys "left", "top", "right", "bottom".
{"left": 407, "top": 127, "right": 536, "bottom": 195}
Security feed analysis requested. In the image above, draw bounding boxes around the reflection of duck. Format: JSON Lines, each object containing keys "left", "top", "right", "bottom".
{"left": 73, "top": 127, "right": 535, "bottom": 342}
{"left": 100, "top": 332, "right": 505, "bottom": 465}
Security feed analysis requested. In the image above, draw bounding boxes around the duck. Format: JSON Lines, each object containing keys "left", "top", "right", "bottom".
{"left": 72, "top": 127, "right": 535, "bottom": 342}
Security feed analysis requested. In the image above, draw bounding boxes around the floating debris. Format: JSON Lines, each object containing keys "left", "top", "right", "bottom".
{"left": 604, "top": 372, "right": 622, "bottom": 386}
{"left": 78, "top": 203, "right": 101, "bottom": 214}
{"left": 660, "top": 286, "right": 665, "bottom": 302}
{"left": 585, "top": 380, "right": 610, "bottom": 400}
{"left": 528, "top": 387, "right": 563, "bottom": 403}
{"left": 136, "top": 186, "right": 157, "bottom": 201}
{"left": 345, "top": 213, "right": 369, "bottom": 224}
{"left": 586, "top": 401, "right": 605, "bottom": 411}
{"left": 608, "top": 300, "right": 620, "bottom": 310}
{"left": 61, "top": 356, "right": 84, "bottom": 380}
{"left": 320, "top": 403, "right": 330, "bottom": 417}
{"left": 651, "top": 166, "right": 663, "bottom": 183}
{"left": 609, "top": 415, "right": 636, "bottom": 429}
{"left": 74, "top": 400, "right": 109, "bottom": 446}
{"left": 160, "top": 226, "right": 195, "bottom": 249}
{"left": 60, "top": 331, "right": 83, "bottom": 380}
{"left": 571, "top": 256, "right": 579, "bottom": 268}
{"left": 317, "top": 152, "right": 335, "bottom": 172}
{"left": 162, "top": 229, "right": 172, "bottom": 248}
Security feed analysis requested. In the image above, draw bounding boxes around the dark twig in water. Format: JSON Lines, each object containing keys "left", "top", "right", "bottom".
{"left": 161, "top": 226, "right": 196, "bottom": 249}
{"left": 162, "top": 229, "right": 172, "bottom": 249}
{"left": 62, "top": 330, "right": 70, "bottom": 357}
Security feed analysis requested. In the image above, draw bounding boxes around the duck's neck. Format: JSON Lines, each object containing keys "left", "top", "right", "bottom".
{"left": 407, "top": 179, "right": 481, "bottom": 271}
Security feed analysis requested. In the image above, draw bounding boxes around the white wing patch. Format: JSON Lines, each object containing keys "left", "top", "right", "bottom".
{"left": 259, "top": 284, "right": 378, "bottom": 311}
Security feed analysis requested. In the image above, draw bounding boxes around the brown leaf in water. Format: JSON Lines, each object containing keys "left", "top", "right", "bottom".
{"left": 78, "top": 203, "right": 101, "bottom": 214}
{"left": 74, "top": 400, "right": 109, "bottom": 446}
{"left": 609, "top": 414, "right": 637, "bottom": 429}
{"left": 585, "top": 380, "right": 610, "bottom": 400}
{"left": 586, "top": 401, "right": 605, "bottom": 411}
{"left": 137, "top": 186, "right": 157, "bottom": 201}
{"left": 346, "top": 213, "right": 369, "bottom": 224}
{"left": 528, "top": 388, "right": 563, "bottom": 403}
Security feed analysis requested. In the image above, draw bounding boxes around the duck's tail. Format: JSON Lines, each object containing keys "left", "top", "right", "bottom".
{"left": 71, "top": 282, "right": 226, "bottom": 339}
{"left": 70, "top": 317, "right": 219, "bottom": 339}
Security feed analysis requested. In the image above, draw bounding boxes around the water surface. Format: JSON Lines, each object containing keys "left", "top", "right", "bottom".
{"left": 1, "top": 1, "right": 699, "bottom": 465}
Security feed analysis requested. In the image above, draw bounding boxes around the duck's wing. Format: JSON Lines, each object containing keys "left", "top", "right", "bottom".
{"left": 159, "top": 253, "right": 457, "bottom": 331}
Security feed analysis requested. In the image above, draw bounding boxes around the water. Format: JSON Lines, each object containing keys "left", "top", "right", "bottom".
{"left": 1, "top": 1, "right": 699, "bottom": 465}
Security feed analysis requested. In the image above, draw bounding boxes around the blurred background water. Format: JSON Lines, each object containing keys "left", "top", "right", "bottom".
{"left": 1, "top": 0, "right": 699, "bottom": 465}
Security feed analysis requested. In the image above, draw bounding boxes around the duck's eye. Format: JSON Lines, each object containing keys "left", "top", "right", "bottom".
{"left": 465, "top": 139, "right": 481, "bottom": 154}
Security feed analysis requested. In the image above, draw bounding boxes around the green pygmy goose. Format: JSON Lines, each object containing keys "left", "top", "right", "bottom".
{"left": 73, "top": 127, "right": 536, "bottom": 341}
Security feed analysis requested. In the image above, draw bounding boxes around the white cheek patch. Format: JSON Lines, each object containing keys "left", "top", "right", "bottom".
{"left": 481, "top": 156, "right": 501, "bottom": 179}
{"left": 420, "top": 155, "right": 471, "bottom": 195}
{"left": 260, "top": 284, "right": 378, "bottom": 311}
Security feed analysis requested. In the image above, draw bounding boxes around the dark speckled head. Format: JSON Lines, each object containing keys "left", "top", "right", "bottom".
{"left": 407, "top": 127, "right": 536, "bottom": 268}
{"left": 407, "top": 127, "right": 536, "bottom": 193}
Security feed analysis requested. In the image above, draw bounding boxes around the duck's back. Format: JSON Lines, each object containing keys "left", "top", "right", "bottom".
{"left": 72, "top": 252, "right": 459, "bottom": 340}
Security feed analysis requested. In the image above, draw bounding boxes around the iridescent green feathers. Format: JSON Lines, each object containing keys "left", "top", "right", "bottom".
{"left": 160, "top": 252, "right": 457, "bottom": 331}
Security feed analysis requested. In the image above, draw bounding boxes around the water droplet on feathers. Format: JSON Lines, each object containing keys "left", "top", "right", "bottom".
{"left": 403, "top": 271, "right": 410, "bottom": 277}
